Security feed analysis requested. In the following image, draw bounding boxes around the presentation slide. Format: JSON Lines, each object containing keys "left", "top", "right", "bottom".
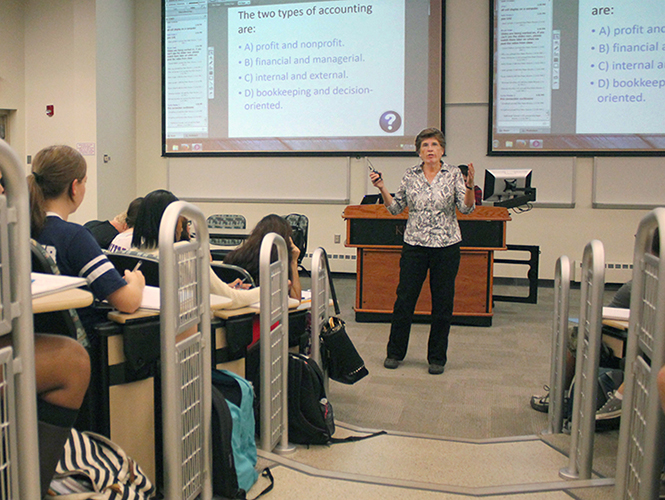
{"left": 163, "top": 0, "right": 442, "bottom": 155}
{"left": 490, "top": 0, "right": 665, "bottom": 155}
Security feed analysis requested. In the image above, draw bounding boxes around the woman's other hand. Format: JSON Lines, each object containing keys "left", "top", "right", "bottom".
{"left": 466, "top": 162, "right": 475, "bottom": 187}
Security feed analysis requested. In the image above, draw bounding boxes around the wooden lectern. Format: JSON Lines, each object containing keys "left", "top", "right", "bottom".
{"left": 343, "top": 205, "right": 511, "bottom": 326}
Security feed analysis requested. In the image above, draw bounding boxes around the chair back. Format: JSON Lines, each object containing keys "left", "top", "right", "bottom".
{"left": 210, "top": 262, "right": 255, "bottom": 288}
{"left": 283, "top": 214, "right": 308, "bottom": 265}
{"left": 207, "top": 214, "right": 247, "bottom": 246}
{"left": 30, "top": 241, "right": 87, "bottom": 343}
{"left": 105, "top": 250, "right": 161, "bottom": 287}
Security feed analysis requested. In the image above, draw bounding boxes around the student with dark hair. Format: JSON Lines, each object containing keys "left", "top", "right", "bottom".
{"left": 28, "top": 145, "right": 145, "bottom": 337}
{"left": 130, "top": 189, "right": 261, "bottom": 309}
{"left": 224, "top": 213, "right": 302, "bottom": 301}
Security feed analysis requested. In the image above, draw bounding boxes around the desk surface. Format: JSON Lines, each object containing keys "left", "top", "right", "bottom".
{"left": 32, "top": 288, "right": 93, "bottom": 314}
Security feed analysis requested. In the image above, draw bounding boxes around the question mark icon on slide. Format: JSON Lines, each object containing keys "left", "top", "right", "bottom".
{"left": 380, "top": 111, "right": 402, "bottom": 133}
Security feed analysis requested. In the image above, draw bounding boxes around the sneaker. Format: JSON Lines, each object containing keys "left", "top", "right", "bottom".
{"left": 384, "top": 357, "right": 399, "bottom": 369}
{"left": 428, "top": 363, "right": 444, "bottom": 375}
{"left": 596, "top": 392, "right": 622, "bottom": 420}
{"left": 530, "top": 386, "right": 550, "bottom": 413}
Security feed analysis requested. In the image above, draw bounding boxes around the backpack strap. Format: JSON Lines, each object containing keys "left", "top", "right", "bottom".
{"left": 329, "top": 430, "right": 387, "bottom": 444}
{"left": 249, "top": 468, "right": 274, "bottom": 500}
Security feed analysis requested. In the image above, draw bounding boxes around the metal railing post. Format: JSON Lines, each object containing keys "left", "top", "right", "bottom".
{"left": 615, "top": 208, "right": 665, "bottom": 500}
{"left": 159, "top": 201, "right": 212, "bottom": 500}
{"left": 547, "top": 255, "right": 571, "bottom": 434}
{"left": 560, "top": 240, "right": 605, "bottom": 480}
{"left": 259, "top": 233, "right": 295, "bottom": 454}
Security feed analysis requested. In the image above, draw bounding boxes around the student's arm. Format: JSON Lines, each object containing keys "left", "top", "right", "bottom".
{"left": 106, "top": 269, "right": 145, "bottom": 313}
{"left": 289, "top": 238, "right": 302, "bottom": 301}
{"left": 209, "top": 267, "right": 261, "bottom": 308}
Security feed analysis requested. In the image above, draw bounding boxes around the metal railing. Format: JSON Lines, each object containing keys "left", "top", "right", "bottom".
{"left": 560, "top": 240, "right": 605, "bottom": 480}
{"left": 159, "top": 201, "right": 212, "bottom": 500}
{"left": 259, "top": 232, "right": 294, "bottom": 454}
{"left": 310, "top": 247, "right": 331, "bottom": 392}
{"left": 547, "top": 255, "right": 571, "bottom": 435}
{"left": 615, "top": 208, "right": 665, "bottom": 500}
{"left": 0, "top": 139, "right": 40, "bottom": 499}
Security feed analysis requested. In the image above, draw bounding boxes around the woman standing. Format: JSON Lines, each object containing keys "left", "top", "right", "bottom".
{"left": 369, "top": 128, "right": 475, "bottom": 374}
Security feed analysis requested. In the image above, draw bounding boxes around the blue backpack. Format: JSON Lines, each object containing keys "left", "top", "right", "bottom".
{"left": 211, "top": 369, "right": 273, "bottom": 498}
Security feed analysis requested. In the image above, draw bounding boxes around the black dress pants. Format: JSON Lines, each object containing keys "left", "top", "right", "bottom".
{"left": 386, "top": 242, "right": 461, "bottom": 366}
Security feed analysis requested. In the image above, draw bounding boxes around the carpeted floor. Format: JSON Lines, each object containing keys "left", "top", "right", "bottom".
{"left": 313, "top": 275, "right": 621, "bottom": 473}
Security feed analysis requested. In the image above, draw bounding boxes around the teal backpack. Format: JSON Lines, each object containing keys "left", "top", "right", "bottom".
{"left": 211, "top": 369, "right": 269, "bottom": 497}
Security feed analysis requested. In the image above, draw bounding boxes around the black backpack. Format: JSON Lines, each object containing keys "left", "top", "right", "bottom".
{"left": 288, "top": 353, "right": 335, "bottom": 445}
{"left": 287, "top": 353, "right": 385, "bottom": 445}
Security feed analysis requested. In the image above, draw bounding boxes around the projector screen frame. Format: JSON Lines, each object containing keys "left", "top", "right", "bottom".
{"left": 487, "top": 0, "right": 665, "bottom": 158}
{"left": 161, "top": 0, "right": 446, "bottom": 158}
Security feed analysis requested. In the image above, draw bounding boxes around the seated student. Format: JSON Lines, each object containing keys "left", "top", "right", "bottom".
{"left": 108, "top": 197, "right": 143, "bottom": 252}
{"left": 223, "top": 214, "right": 302, "bottom": 301}
{"left": 130, "top": 189, "right": 261, "bottom": 309}
{"left": 458, "top": 164, "right": 482, "bottom": 206}
{"left": 0, "top": 172, "right": 89, "bottom": 497}
{"left": 84, "top": 212, "right": 128, "bottom": 250}
{"left": 28, "top": 145, "right": 145, "bottom": 341}
{"left": 530, "top": 280, "right": 631, "bottom": 417}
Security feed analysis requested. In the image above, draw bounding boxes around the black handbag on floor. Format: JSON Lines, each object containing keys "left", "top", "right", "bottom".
{"left": 320, "top": 316, "right": 368, "bottom": 385}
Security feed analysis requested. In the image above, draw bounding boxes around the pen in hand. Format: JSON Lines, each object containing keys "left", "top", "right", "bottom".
{"left": 132, "top": 261, "right": 142, "bottom": 273}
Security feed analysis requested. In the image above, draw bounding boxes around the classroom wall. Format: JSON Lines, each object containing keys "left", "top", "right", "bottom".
{"left": 0, "top": 0, "right": 26, "bottom": 159}
{"left": 23, "top": 0, "right": 99, "bottom": 225}
{"left": 1, "top": 0, "right": 657, "bottom": 280}
{"left": 96, "top": 0, "right": 138, "bottom": 219}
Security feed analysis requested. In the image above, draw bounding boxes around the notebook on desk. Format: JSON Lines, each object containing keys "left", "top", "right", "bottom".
{"left": 31, "top": 272, "right": 87, "bottom": 298}
{"left": 602, "top": 307, "right": 630, "bottom": 322}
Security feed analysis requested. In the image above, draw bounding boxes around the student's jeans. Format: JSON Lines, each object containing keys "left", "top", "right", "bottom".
{"left": 386, "top": 242, "right": 460, "bottom": 366}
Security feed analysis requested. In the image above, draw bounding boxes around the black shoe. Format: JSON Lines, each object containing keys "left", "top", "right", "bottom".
{"left": 384, "top": 357, "right": 399, "bottom": 369}
{"left": 428, "top": 363, "right": 444, "bottom": 375}
{"left": 530, "top": 386, "right": 550, "bottom": 413}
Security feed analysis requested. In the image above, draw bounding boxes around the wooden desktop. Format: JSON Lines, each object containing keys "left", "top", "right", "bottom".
{"left": 343, "top": 205, "right": 511, "bottom": 326}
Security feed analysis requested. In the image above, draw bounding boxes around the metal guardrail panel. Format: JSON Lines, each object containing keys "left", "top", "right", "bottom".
{"left": 159, "top": 201, "right": 212, "bottom": 500}
{"left": 310, "top": 248, "right": 330, "bottom": 372}
{"left": 259, "top": 233, "right": 293, "bottom": 454}
{"left": 561, "top": 240, "right": 604, "bottom": 481}
{"left": 547, "top": 255, "right": 570, "bottom": 435}
{"left": 615, "top": 208, "right": 665, "bottom": 500}
{"left": 0, "top": 139, "right": 39, "bottom": 499}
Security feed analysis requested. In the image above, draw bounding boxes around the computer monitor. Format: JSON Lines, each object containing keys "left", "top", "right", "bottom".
{"left": 483, "top": 169, "right": 536, "bottom": 208}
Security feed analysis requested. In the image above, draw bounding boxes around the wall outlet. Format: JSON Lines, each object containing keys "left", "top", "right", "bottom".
{"left": 334, "top": 234, "right": 341, "bottom": 244}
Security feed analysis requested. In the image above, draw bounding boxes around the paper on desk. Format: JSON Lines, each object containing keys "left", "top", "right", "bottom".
{"left": 140, "top": 285, "right": 232, "bottom": 310}
{"left": 31, "top": 272, "right": 87, "bottom": 298}
{"left": 603, "top": 307, "right": 630, "bottom": 321}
